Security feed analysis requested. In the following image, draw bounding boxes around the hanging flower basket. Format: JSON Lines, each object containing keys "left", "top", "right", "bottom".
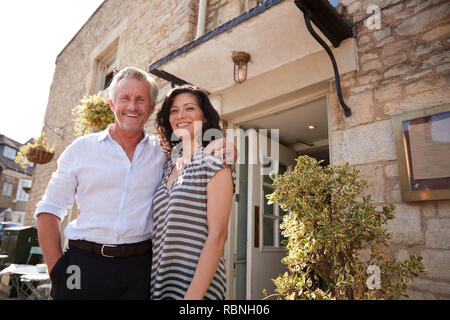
{"left": 26, "top": 147, "right": 54, "bottom": 164}
{"left": 15, "top": 133, "right": 55, "bottom": 168}
{"left": 72, "top": 90, "right": 115, "bottom": 137}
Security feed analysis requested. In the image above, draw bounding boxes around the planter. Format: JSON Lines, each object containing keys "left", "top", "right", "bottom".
{"left": 26, "top": 148, "right": 54, "bottom": 164}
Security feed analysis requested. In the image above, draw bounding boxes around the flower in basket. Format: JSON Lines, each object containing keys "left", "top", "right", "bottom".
{"left": 15, "top": 133, "right": 55, "bottom": 168}
{"left": 72, "top": 90, "right": 115, "bottom": 137}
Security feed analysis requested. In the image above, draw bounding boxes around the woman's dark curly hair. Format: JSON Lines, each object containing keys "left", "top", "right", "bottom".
{"left": 156, "top": 85, "right": 223, "bottom": 154}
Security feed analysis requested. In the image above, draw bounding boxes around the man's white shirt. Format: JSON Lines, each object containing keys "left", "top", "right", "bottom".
{"left": 34, "top": 126, "right": 167, "bottom": 244}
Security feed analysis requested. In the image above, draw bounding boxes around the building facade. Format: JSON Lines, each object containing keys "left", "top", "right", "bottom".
{"left": 0, "top": 134, "right": 34, "bottom": 225}
{"left": 25, "top": 0, "right": 449, "bottom": 299}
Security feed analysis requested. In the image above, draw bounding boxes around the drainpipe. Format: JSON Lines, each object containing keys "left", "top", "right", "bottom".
{"left": 196, "top": 0, "right": 208, "bottom": 39}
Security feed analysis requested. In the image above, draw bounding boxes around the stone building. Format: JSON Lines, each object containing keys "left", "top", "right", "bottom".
{"left": 0, "top": 134, "right": 34, "bottom": 224}
{"left": 25, "top": 0, "right": 449, "bottom": 299}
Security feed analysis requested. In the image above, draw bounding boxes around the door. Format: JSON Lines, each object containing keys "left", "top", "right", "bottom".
{"left": 245, "top": 128, "right": 296, "bottom": 299}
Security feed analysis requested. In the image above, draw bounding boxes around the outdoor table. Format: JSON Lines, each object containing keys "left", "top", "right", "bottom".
{"left": 21, "top": 273, "right": 51, "bottom": 300}
{"left": 0, "top": 264, "right": 50, "bottom": 300}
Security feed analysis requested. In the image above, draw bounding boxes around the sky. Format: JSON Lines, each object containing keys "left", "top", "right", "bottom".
{"left": 0, "top": 0, "right": 104, "bottom": 144}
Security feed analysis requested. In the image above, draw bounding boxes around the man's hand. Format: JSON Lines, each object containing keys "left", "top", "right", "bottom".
{"left": 203, "top": 138, "right": 237, "bottom": 164}
{"left": 37, "top": 213, "right": 63, "bottom": 275}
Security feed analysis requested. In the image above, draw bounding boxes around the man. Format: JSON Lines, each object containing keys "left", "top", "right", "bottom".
{"left": 35, "top": 67, "right": 235, "bottom": 299}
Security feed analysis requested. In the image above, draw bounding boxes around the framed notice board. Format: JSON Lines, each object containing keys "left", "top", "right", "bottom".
{"left": 392, "top": 103, "right": 450, "bottom": 201}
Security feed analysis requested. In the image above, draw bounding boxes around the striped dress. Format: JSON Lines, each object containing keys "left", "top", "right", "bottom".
{"left": 151, "top": 148, "right": 235, "bottom": 300}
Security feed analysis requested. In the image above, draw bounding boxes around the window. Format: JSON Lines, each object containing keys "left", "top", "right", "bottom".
{"left": 12, "top": 211, "right": 25, "bottom": 225}
{"left": 2, "top": 182, "right": 13, "bottom": 197}
{"left": 261, "top": 158, "right": 289, "bottom": 248}
{"left": 95, "top": 42, "right": 118, "bottom": 92}
{"left": 2, "top": 145, "right": 17, "bottom": 160}
{"left": 16, "top": 179, "right": 31, "bottom": 202}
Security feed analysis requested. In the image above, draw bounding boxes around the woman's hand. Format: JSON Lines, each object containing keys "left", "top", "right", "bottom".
{"left": 203, "top": 138, "right": 237, "bottom": 164}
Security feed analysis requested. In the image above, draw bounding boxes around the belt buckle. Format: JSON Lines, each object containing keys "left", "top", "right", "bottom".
{"left": 101, "top": 244, "right": 117, "bottom": 258}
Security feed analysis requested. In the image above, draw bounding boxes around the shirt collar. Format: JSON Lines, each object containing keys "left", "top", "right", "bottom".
{"left": 97, "top": 125, "right": 111, "bottom": 142}
{"left": 97, "top": 124, "right": 150, "bottom": 144}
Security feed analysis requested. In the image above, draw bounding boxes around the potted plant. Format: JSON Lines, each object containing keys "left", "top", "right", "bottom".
{"left": 15, "top": 133, "right": 55, "bottom": 168}
{"left": 264, "top": 155, "right": 426, "bottom": 300}
{"left": 72, "top": 90, "right": 115, "bottom": 137}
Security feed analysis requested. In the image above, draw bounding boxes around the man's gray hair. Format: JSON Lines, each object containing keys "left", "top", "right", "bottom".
{"left": 109, "top": 67, "right": 159, "bottom": 107}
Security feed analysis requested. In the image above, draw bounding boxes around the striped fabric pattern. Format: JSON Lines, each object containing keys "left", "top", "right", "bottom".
{"left": 151, "top": 148, "right": 235, "bottom": 300}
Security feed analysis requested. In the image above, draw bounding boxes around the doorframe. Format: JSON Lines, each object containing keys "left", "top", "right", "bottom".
{"left": 224, "top": 85, "right": 331, "bottom": 299}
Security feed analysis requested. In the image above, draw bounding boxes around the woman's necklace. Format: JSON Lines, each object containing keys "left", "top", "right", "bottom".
{"left": 174, "top": 144, "right": 201, "bottom": 172}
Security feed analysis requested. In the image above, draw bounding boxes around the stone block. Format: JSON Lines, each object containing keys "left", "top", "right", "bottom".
{"left": 436, "top": 63, "right": 450, "bottom": 73}
{"left": 360, "top": 52, "right": 378, "bottom": 63}
{"left": 421, "top": 49, "right": 450, "bottom": 69}
{"left": 332, "top": 120, "right": 396, "bottom": 166}
{"left": 374, "top": 85, "right": 402, "bottom": 103}
{"left": 358, "top": 71, "right": 382, "bottom": 85}
{"left": 425, "top": 218, "right": 450, "bottom": 249}
{"left": 394, "top": 3, "right": 450, "bottom": 36}
{"left": 362, "top": 59, "right": 382, "bottom": 72}
{"left": 384, "top": 87, "right": 450, "bottom": 115}
{"left": 381, "top": 39, "right": 416, "bottom": 57}
{"left": 422, "top": 24, "right": 450, "bottom": 42}
{"left": 421, "top": 202, "right": 437, "bottom": 218}
{"left": 350, "top": 84, "right": 374, "bottom": 94}
{"left": 420, "top": 249, "right": 450, "bottom": 281}
{"left": 384, "top": 53, "right": 407, "bottom": 66}
{"left": 384, "top": 61, "right": 415, "bottom": 79}
{"left": 384, "top": 162, "right": 399, "bottom": 178}
{"left": 438, "top": 201, "right": 450, "bottom": 217}
{"left": 386, "top": 203, "right": 423, "bottom": 245}
{"left": 410, "top": 41, "right": 443, "bottom": 59}
{"left": 344, "top": 90, "right": 375, "bottom": 127}
{"left": 355, "top": 162, "right": 386, "bottom": 204}
{"left": 409, "top": 278, "right": 450, "bottom": 297}
{"left": 373, "top": 28, "right": 391, "bottom": 41}
{"left": 405, "top": 76, "right": 438, "bottom": 95}
{"left": 403, "top": 70, "right": 433, "bottom": 81}
{"left": 405, "top": 289, "right": 437, "bottom": 300}
{"left": 376, "top": 36, "right": 395, "bottom": 48}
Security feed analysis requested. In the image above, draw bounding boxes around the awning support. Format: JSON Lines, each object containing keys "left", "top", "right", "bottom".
{"left": 149, "top": 69, "right": 191, "bottom": 88}
{"left": 295, "top": 0, "right": 353, "bottom": 117}
{"left": 304, "top": 15, "right": 352, "bottom": 117}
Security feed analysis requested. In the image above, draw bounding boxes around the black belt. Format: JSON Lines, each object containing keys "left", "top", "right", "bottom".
{"left": 69, "top": 239, "right": 152, "bottom": 258}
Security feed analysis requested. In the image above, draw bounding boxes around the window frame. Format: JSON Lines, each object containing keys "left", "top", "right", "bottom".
{"left": 2, "top": 145, "right": 17, "bottom": 160}
{"left": 16, "top": 179, "right": 31, "bottom": 202}
{"left": 260, "top": 157, "right": 290, "bottom": 251}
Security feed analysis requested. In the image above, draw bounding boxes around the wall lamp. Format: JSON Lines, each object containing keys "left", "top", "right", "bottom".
{"left": 295, "top": 0, "right": 353, "bottom": 117}
{"left": 232, "top": 51, "right": 251, "bottom": 84}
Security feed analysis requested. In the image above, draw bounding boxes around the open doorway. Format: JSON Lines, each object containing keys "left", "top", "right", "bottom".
{"left": 233, "top": 96, "right": 330, "bottom": 299}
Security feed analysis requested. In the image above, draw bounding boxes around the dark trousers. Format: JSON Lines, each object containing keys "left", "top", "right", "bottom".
{"left": 50, "top": 245, "right": 152, "bottom": 300}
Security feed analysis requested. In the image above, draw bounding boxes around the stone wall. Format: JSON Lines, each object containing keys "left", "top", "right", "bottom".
{"left": 330, "top": 0, "right": 450, "bottom": 299}
{"left": 205, "top": 0, "right": 263, "bottom": 33}
{"left": 24, "top": 0, "right": 198, "bottom": 226}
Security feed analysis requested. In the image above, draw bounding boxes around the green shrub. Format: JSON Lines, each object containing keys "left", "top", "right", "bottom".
{"left": 265, "top": 155, "right": 425, "bottom": 300}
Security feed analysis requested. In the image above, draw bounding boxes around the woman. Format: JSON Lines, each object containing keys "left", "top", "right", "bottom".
{"left": 151, "top": 85, "right": 235, "bottom": 300}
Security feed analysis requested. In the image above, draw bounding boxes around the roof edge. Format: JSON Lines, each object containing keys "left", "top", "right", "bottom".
{"left": 55, "top": 1, "right": 107, "bottom": 63}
